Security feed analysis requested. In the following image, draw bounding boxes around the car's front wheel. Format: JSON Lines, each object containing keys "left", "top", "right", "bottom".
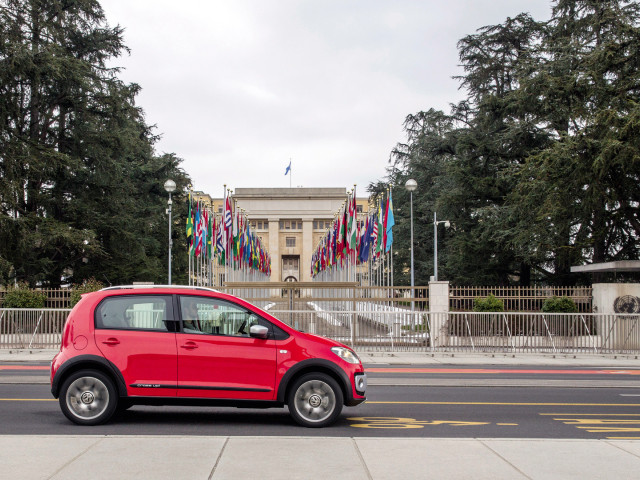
{"left": 59, "top": 370, "right": 118, "bottom": 425}
{"left": 287, "top": 373, "right": 343, "bottom": 427}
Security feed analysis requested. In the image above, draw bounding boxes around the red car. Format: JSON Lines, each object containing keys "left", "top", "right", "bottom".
{"left": 50, "top": 286, "right": 367, "bottom": 427}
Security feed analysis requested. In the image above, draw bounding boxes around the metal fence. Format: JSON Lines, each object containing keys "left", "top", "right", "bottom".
{"left": 1, "top": 308, "right": 638, "bottom": 354}
{"left": 0, "top": 288, "right": 72, "bottom": 309}
{"left": 220, "top": 282, "right": 430, "bottom": 312}
{"left": 449, "top": 285, "right": 592, "bottom": 312}
{"left": 0, "top": 284, "right": 594, "bottom": 312}
{"left": 0, "top": 308, "right": 70, "bottom": 349}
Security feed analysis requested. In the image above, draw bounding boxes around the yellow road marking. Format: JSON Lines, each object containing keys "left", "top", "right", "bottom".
{"left": 367, "top": 401, "right": 640, "bottom": 407}
{"left": 497, "top": 423, "right": 518, "bottom": 426}
{"left": 577, "top": 427, "right": 640, "bottom": 433}
{"left": 557, "top": 419, "right": 640, "bottom": 425}
{"left": 348, "top": 416, "right": 490, "bottom": 429}
{"left": 540, "top": 413, "right": 640, "bottom": 416}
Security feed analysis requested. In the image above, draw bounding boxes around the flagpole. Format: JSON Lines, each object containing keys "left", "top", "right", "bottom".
{"left": 289, "top": 158, "right": 292, "bottom": 188}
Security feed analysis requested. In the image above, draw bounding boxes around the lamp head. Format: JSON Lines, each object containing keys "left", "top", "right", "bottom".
{"left": 164, "top": 179, "right": 176, "bottom": 193}
{"left": 405, "top": 179, "right": 417, "bottom": 192}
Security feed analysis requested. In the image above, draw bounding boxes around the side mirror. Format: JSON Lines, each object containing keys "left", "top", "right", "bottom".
{"left": 249, "top": 324, "right": 269, "bottom": 339}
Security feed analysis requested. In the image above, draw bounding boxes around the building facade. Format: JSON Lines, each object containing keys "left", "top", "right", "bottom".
{"left": 193, "top": 187, "right": 369, "bottom": 283}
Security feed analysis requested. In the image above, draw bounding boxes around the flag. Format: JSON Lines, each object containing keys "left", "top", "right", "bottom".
{"left": 385, "top": 191, "right": 395, "bottom": 253}
{"left": 194, "top": 202, "right": 202, "bottom": 257}
{"left": 186, "top": 192, "right": 194, "bottom": 256}
{"left": 284, "top": 161, "right": 291, "bottom": 175}
{"left": 376, "top": 202, "right": 384, "bottom": 256}
{"left": 348, "top": 190, "right": 357, "bottom": 255}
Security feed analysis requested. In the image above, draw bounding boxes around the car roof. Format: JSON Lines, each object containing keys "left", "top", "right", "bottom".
{"left": 100, "top": 285, "right": 219, "bottom": 293}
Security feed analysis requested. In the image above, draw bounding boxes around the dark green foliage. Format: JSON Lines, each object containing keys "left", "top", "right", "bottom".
{"left": 473, "top": 294, "right": 504, "bottom": 312}
{"left": 376, "top": 1, "right": 640, "bottom": 286}
{"left": 2, "top": 282, "right": 47, "bottom": 308}
{"left": 0, "top": 0, "right": 191, "bottom": 287}
{"left": 69, "top": 277, "right": 103, "bottom": 307}
{"left": 542, "top": 296, "right": 579, "bottom": 313}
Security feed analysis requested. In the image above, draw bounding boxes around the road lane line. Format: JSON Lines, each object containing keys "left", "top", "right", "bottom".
{"left": 367, "top": 368, "right": 640, "bottom": 375}
{"left": 0, "top": 398, "right": 55, "bottom": 401}
{"left": 367, "top": 401, "right": 640, "bottom": 406}
{"left": 0, "top": 366, "right": 49, "bottom": 370}
{"left": 540, "top": 413, "right": 640, "bottom": 416}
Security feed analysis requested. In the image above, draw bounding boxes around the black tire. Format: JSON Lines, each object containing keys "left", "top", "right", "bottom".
{"left": 59, "top": 370, "right": 118, "bottom": 426}
{"left": 287, "top": 373, "right": 343, "bottom": 428}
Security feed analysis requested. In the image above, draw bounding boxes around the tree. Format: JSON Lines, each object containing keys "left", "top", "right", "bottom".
{"left": 0, "top": 0, "right": 190, "bottom": 286}
{"left": 379, "top": 1, "right": 640, "bottom": 286}
{"left": 508, "top": 0, "right": 640, "bottom": 282}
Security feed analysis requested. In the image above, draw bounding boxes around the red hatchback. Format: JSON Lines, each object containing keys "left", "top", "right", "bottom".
{"left": 50, "top": 286, "right": 367, "bottom": 427}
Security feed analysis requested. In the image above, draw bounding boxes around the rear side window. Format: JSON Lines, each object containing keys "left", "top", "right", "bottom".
{"left": 95, "top": 295, "right": 174, "bottom": 331}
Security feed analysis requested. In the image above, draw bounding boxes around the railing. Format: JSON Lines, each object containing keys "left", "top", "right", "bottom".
{"left": 449, "top": 285, "right": 592, "bottom": 312}
{"left": 0, "top": 308, "right": 70, "bottom": 349}
{"left": 0, "top": 285, "right": 594, "bottom": 312}
{"left": 4, "top": 308, "right": 637, "bottom": 354}
{"left": 220, "top": 283, "right": 429, "bottom": 312}
{"left": 0, "top": 288, "right": 72, "bottom": 309}
{"left": 430, "top": 312, "right": 640, "bottom": 354}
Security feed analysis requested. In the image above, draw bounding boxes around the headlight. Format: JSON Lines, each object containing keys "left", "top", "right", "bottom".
{"left": 331, "top": 346, "right": 361, "bottom": 364}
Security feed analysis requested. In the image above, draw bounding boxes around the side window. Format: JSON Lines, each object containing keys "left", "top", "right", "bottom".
{"left": 96, "top": 296, "right": 173, "bottom": 331}
{"left": 179, "top": 295, "right": 272, "bottom": 338}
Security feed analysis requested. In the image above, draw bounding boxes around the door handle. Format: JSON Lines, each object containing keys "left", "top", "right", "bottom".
{"left": 102, "top": 338, "right": 120, "bottom": 346}
{"left": 180, "top": 341, "right": 198, "bottom": 350}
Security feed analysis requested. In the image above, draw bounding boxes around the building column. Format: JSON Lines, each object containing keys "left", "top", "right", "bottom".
{"left": 268, "top": 218, "right": 280, "bottom": 282}
{"left": 301, "top": 220, "right": 313, "bottom": 282}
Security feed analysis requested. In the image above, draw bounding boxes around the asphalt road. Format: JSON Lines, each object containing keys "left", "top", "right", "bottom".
{"left": 2, "top": 363, "right": 640, "bottom": 439}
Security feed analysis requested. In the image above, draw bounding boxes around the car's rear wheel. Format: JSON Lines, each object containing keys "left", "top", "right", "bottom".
{"left": 287, "top": 373, "right": 343, "bottom": 428}
{"left": 59, "top": 370, "right": 118, "bottom": 425}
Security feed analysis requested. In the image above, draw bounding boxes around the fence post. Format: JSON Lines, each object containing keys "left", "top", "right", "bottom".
{"left": 351, "top": 286, "right": 357, "bottom": 347}
{"left": 429, "top": 281, "right": 449, "bottom": 350}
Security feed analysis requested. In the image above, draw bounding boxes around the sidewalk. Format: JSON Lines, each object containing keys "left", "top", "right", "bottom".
{"left": 1, "top": 348, "right": 640, "bottom": 366}
{"left": 1, "top": 435, "right": 640, "bottom": 479}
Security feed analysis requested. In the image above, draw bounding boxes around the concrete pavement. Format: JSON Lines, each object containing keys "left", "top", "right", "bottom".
{"left": 1, "top": 349, "right": 640, "bottom": 479}
{"left": 1, "top": 435, "right": 640, "bottom": 479}
{"left": 2, "top": 348, "right": 640, "bottom": 365}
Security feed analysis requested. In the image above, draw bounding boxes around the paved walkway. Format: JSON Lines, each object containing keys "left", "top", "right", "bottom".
{"left": 1, "top": 349, "right": 640, "bottom": 479}
{"left": 2, "top": 348, "right": 640, "bottom": 365}
{"left": 1, "top": 435, "right": 640, "bottom": 479}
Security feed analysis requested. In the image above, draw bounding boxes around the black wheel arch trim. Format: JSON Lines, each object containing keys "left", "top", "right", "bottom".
{"left": 277, "top": 358, "right": 360, "bottom": 405}
{"left": 51, "top": 354, "right": 128, "bottom": 398}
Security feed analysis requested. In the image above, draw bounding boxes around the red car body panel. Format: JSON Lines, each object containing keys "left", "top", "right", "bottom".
{"left": 51, "top": 287, "right": 366, "bottom": 410}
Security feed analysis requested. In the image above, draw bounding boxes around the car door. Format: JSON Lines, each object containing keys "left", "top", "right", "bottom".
{"left": 94, "top": 294, "right": 178, "bottom": 397}
{"left": 176, "top": 295, "right": 277, "bottom": 400}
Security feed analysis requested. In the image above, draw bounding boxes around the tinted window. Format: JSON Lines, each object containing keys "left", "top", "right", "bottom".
{"left": 96, "top": 295, "right": 173, "bottom": 331}
{"left": 179, "top": 295, "right": 273, "bottom": 338}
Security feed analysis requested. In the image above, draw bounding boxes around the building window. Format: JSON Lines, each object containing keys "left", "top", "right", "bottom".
{"left": 282, "top": 256, "right": 299, "bottom": 270}
{"left": 279, "top": 220, "right": 302, "bottom": 230}
{"left": 217, "top": 206, "right": 223, "bottom": 214}
{"left": 356, "top": 205, "right": 363, "bottom": 213}
{"left": 251, "top": 220, "right": 268, "bottom": 230}
{"left": 313, "top": 219, "right": 332, "bottom": 230}
{"left": 286, "top": 237, "right": 296, "bottom": 247}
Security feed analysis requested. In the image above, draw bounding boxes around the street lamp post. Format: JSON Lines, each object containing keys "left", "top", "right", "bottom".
{"left": 405, "top": 179, "right": 417, "bottom": 311}
{"left": 164, "top": 179, "right": 177, "bottom": 285}
{"left": 433, "top": 212, "right": 450, "bottom": 282}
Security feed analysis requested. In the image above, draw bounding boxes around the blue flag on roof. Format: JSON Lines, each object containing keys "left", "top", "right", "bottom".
{"left": 285, "top": 161, "right": 291, "bottom": 175}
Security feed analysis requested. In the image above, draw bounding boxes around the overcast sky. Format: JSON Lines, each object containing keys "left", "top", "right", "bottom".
{"left": 100, "top": 0, "right": 552, "bottom": 197}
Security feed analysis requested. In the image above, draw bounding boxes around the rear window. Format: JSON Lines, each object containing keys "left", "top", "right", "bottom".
{"left": 95, "top": 295, "right": 174, "bottom": 331}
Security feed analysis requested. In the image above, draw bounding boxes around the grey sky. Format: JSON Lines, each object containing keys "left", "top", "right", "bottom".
{"left": 100, "top": 1, "right": 552, "bottom": 197}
